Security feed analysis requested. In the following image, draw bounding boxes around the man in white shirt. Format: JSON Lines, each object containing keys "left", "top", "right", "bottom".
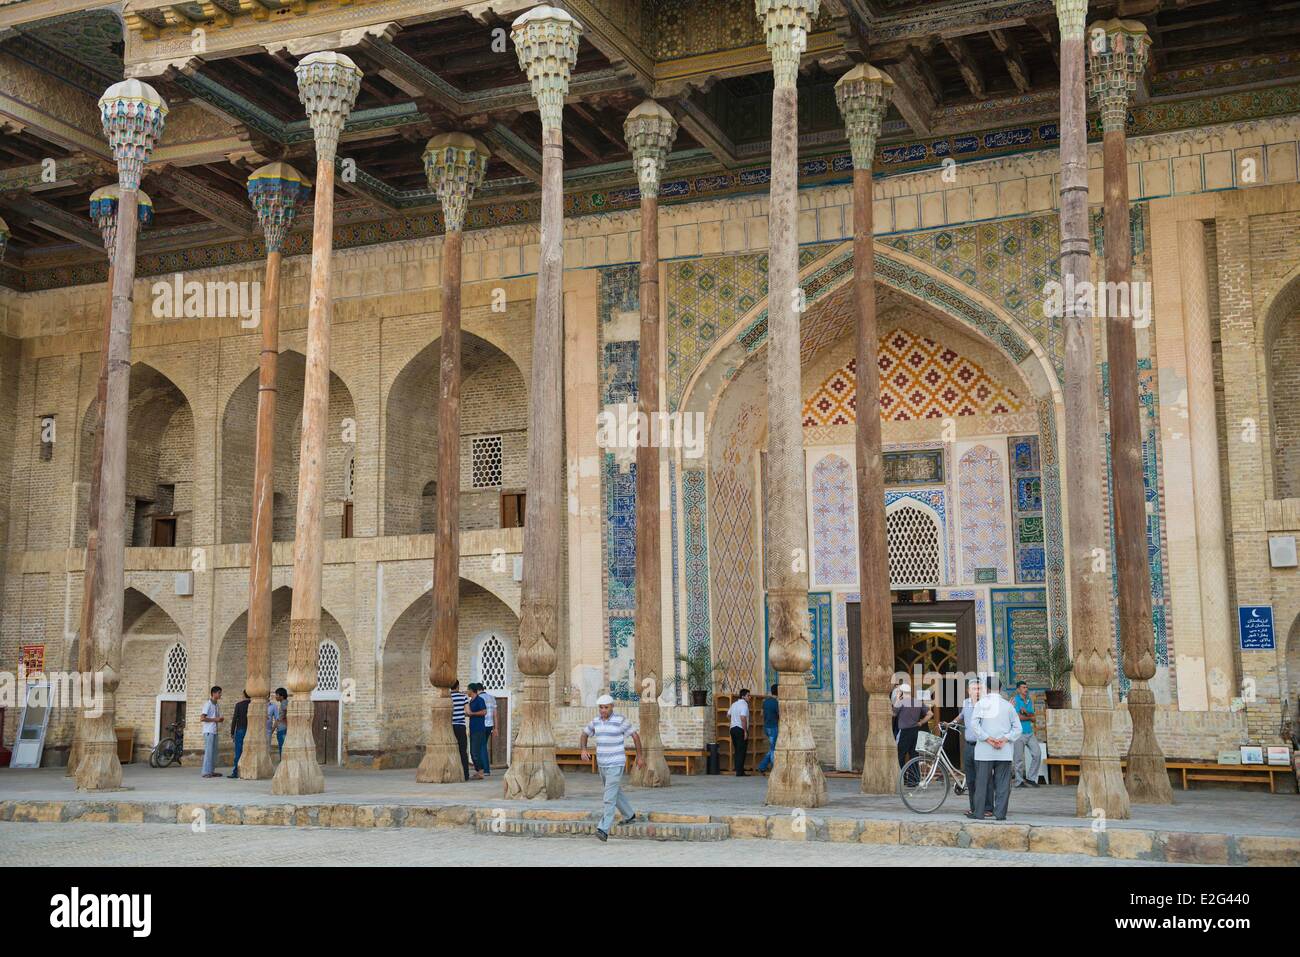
{"left": 727, "top": 688, "right": 751, "bottom": 776}
{"left": 200, "top": 685, "right": 224, "bottom": 778}
{"left": 580, "top": 694, "right": 643, "bottom": 842}
{"left": 969, "top": 680, "right": 1022, "bottom": 820}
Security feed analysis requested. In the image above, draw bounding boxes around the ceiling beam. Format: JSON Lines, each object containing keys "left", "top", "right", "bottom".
{"left": 988, "top": 28, "right": 1031, "bottom": 94}
{"left": 1, "top": 193, "right": 102, "bottom": 250}
{"left": 671, "top": 98, "right": 742, "bottom": 169}
{"left": 879, "top": 51, "right": 939, "bottom": 137}
{"left": 941, "top": 35, "right": 987, "bottom": 100}
{"left": 147, "top": 166, "right": 257, "bottom": 237}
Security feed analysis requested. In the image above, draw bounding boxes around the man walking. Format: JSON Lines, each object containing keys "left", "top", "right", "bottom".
{"left": 200, "top": 685, "right": 223, "bottom": 778}
{"left": 756, "top": 684, "right": 779, "bottom": 774}
{"left": 466, "top": 685, "right": 490, "bottom": 779}
{"left": 727, "top": 688, "right": 751, "bottom": 776}
{"left": 228, "top": 689, "right": 250, "bottom": 778}
{"left": 1011, "top": 680, "right": 1042, "bottom": 788}
{"left": 969, "top": 680, "right": 1022, "bottom": 820}
{"left": 450, "top": 680, "right": 470, "bottom": 781}
{"left": 580, "top": 694, "right": 643, "bottom": 842}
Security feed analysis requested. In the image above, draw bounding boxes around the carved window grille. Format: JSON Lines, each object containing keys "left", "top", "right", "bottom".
{"left": 471, "top": 436, "right": 503, "bottom": 489}
{"left": 478, "top": 635, "right": 507, "bottom": 690}
{"left": 162, "top": 643, "right": 188, "bottom": 696}
{"left": 887, "top": 505, "right": 941, "bottom": 587}
{"left": 317, "top": 640, "right": 341, "bottom": 693}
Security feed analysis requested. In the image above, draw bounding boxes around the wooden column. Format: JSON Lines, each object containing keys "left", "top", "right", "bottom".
{"left": 273, "top": 52, "right": 361, "bottom": 796}
{"left": 241, "top": 163, "right": 309, "bottom": 780}
{"left": 417, "top": 134, "right": 489, "bottom": 784}
{"left": 759, "top": 0, "right": 828, "bottom": 809}
{"left": 69, "top": 186, "right": 152, "bottom": 777}
{"left": 77, "top": 80, "right": 168, "bottom": 791}
{"left": 834, "top": 65, "right": 895, "bottom": 794}
{"left": 625, "top": 100, "right": 677, "bottom": 788}
{"left": 1088, "top": 19, "right": 1171, "bottom": 804}
{"left": 504, "top": 5, "right": 580, "bottom": 801}
{"left": 1054, "top": 0, "right": 1130, "bottom": 819}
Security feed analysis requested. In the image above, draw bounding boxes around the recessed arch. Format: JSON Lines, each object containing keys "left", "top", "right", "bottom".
{"left": 377, "top": 578, "right": 519, "bottom": 766}
{"left": 382, "top": 331, "right": 528, "bottom": 536}
{"left": 75, "top": 362, "right": 195, "bottom": 548}
{"left": 218, "top": 350, "right": 357, "bottom": 544}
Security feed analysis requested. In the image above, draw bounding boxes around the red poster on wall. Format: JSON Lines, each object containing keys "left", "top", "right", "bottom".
{"left": 20, "top": 644, "right": 44, "bottom": 677}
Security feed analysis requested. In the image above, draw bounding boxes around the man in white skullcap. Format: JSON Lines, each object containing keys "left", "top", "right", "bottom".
{"left": 580, "top": 694, "right": 644, "bottom": 842}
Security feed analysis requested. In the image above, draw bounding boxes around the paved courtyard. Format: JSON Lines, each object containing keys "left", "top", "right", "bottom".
{"left": 2, "top": 765, "right": 1294, "bottom": 837}
{"left": 0, "top": 821, "right": 1183, "bottom": 867}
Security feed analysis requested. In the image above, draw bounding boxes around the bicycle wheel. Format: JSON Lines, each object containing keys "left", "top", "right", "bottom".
{"left": 149, "top": 748, "right": 160, "bottom": 769}
{"left": 899, "top": 755, "right": 951, "bottom": 813}
{"left": 159, "top": 739, "right": 179, "bottom": 768}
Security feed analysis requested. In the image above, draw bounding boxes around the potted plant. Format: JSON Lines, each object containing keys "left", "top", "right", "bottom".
{"left": 1031, "top": 635, "right": 1073, "bottom": 709}
{"left": 673, "top": 651, "right": 727, "bottom": 707}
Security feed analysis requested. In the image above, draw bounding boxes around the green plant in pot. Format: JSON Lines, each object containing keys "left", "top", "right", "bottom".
{"left": 1030, "top": 635, "right": 1073, "bottom": 709}
{"left": 672, "top": 651, "right": 728, "bottom": 707}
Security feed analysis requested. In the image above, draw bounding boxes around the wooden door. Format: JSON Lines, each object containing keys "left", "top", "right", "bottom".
{"left": 488, "top": 694, "right": 508, "bottom": 767}
{"left": 311, "top": 700, "right": 339, "bottom": 765}
{"left": 845, "top": 602, "right": 868, "bottom": 771}
{"left": 151, "top": 516, "right": 177, "bottom": 547}
{"left": 342, "top": 502, "right": 354, "bottom": 539}
{"left": 158, "top": 699, "right": 185, "bottom": 744}
{"left": 500, "top": 492, "right": 526, "bottom": 529}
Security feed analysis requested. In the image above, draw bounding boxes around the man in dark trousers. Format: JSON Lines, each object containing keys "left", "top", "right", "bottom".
{"left": 466, "top": 685, "right": 489, "bottom": 779}
{"left": 893, "top": 687, "right": 932, "bottom": 786}
{"left": 757, "top": 684, "right": 779, "bottom": 774}
{"left": 228, "top": 689, "right": 251, "bottom": 778}
{"left": 450, "top": 680, "right": 470, "bottom": 781}
{"left": 727, "top": 688, "right": 751, "bottom": 776}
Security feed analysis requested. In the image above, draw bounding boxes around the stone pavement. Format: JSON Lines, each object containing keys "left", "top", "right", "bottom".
{"left": 2, "top": 765, "right": 1296, "bottom": 865}
{"left": 0, "top": 821, "right": 1186, "bottom": 867}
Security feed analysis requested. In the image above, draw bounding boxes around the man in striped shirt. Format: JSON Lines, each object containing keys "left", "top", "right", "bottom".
{"left": 450, "top": 680, "right": 470, "bottom": 781}
{"left": 580, "top": 694, "right": 644, "bottom": 842}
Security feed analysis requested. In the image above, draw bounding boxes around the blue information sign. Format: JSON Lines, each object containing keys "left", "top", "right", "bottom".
{"left": 1237, "top": 605, "right": 1275, "bottom": 651}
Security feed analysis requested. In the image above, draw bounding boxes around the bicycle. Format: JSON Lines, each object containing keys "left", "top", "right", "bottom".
{"left": 149, "top": 721, "right": 185, "bottom": 768}
{"left": 898, "top": 721, "right": 968, "bottom": 813}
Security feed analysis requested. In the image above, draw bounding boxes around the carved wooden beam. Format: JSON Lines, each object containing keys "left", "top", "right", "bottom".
{"left": 2, "top": 193, "right": 102, "bottom": 250}
{"left": 149, "top": 165, "right": 258, "bottom": 236}
{"left": 941, "top": 34, "right": 986, "bottom": 100}
{"left": 989, "top": 28, "right": 1032, "bottom": 93}
{"left": 879, "top": 51, "right": 938, "bottom": 136}
{"left": 671, "top": 97, "right": 741, "bottom": 169}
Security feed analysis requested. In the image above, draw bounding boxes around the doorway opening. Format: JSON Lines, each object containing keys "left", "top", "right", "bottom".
{"left": 845, "top": 597, "right": 975, "bottom": 773}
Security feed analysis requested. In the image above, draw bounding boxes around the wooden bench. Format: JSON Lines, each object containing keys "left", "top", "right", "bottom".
{"left": 553, "top": 748, "right": 708, "bottom": 775}
{"left": 1047, "top": 757, "right": 1291, "bottom": 793}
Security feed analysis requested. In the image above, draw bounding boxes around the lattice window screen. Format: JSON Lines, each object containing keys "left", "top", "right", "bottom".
{"left": 162, "top": 643, "right": 188, "bottom": 695}
{"left": 471, "top": 436, "right": 503, "bottom": 489}
{"left": 317, "top": 640, "right": 340, "bottom": 693}
{"left": 479, "top": 635, "right": 506, "bottom": 689}
{"left": 887, "top": 505, "right": 941, "bottom": 586}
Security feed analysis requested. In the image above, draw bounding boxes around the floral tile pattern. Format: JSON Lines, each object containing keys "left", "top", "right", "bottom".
{"left": 958, "top": 444, "right": 1010, "bottom": 584}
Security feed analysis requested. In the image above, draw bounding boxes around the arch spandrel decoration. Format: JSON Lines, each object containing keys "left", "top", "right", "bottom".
{"left": 678, "top": 241, "right": 1069, "bottom": 686}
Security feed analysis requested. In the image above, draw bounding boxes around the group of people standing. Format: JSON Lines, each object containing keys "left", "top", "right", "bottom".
{"left": 723, "top": 685, "right": 781, "bottom": 776}
{"left": 197, "top": 685, "right": 290, "bottom": 778}
{"left": 449, "top": 680, "right": 498, "bottom": 780}
{"left": 894, "top": 677, "right": 1043, "bottom": 821}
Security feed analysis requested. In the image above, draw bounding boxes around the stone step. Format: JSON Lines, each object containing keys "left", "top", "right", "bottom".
{"left": 475, "top": 816, "right": 729, "bottom": 841}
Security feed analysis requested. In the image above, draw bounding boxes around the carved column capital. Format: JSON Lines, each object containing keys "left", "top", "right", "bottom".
{"left": 834, "top": 63, "right": 893, "bottom": 171}
{"left": 247, "top": 162, "right": 312, "bottom": 253}
{"left": 422, "top": 132, "right": 490, "bottom": 234}
{"left": 511, "top": 6, "right": 581, "bottom": 131}
{"left": 98, "top": 78, "right": 169, "bottom": 191}
{"left": 1054, "top": 0, "right": 1089, "bottom": 39}
{"left": 294, "top": 51, "right": 362, "bottom": 164}
{"left": 89, "top": 185, "right": 155, "bottom": 262}
{"left": 624, "top": 99, "right": 677, "bottom": 198}
{"left": 1087, "top": 19, "right": 1151, "bottom": 133}
{"left": 756, "top": 0, "right": 820, "bottom": 87}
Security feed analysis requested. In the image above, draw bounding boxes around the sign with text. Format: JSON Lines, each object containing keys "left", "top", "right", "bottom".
{"left": 1237, "top": 605, "right": 1275, "bottom": 651}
